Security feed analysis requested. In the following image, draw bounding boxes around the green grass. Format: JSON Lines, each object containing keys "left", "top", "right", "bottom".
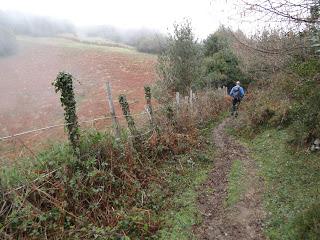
{"left": 156, "top": 154, "right": 213, "bottom": 240}
{"left": 17, "top": 35, "right": 155, "bottom": 58}
{"left": 226, "top": 159, "right": 246, "bottom": 207}
{"left": 247, "top": 129, "right": 320, "bottom": 239}
{"left": 149, "top": 122, "right": 217, "bottom": 239}
{"left": 0, "top": 142, "right": 74, "bottom": 188}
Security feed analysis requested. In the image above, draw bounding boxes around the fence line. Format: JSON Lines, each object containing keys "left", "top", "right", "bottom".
{"left": 1, "top": 88, "right": 226, "bottom": 196}
{"left": 3, "top": 125, "right": 158, "bottom": 196}
{"left": 0, "top": 108, "right": 162, "bottom": 141}
{"left": 1, "top": 86, "right": 225, "bottom": 142}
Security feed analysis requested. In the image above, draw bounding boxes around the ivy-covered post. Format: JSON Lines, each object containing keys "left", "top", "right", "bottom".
{"left": 52, "top": 72, "right": 80, "bottom": 156}
{"left": 144, "top": 86, "right": 155, "bottom": 128}
{"left": 118, "top": 94, "right": 138, "bottom": 137}
{"left": 166, "top": 105, "right": 176, "bottom": 127}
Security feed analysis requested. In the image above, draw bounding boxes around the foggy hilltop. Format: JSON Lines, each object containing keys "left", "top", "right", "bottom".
{"left": 0, "top": 10, "right": 167, "bottom": 56}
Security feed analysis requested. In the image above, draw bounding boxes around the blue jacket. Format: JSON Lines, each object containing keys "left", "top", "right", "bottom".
{"left": 230, "top": 86, "right": 245, "bottom": 98}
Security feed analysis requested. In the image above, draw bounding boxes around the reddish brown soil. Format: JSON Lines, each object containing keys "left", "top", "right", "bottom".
{"left": 194, "top": 118, "right": 266, "bottom": 239}
{"left": 0, "top": 38, "right": 156, "bottom": 163}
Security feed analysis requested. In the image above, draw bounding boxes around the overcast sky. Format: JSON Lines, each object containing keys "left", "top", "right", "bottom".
{"left": 0, "top": 0, "right": 257, "bottom": 38}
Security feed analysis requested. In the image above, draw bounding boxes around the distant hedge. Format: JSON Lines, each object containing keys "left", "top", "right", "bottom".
{"left": 0, "top": 27, "right": 17, "bottom": 56}
{"left": 135, "top": 34, "right": 167, "bottom": 54}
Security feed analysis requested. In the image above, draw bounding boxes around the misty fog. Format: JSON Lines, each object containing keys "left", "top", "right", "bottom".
{"left": 0, "top": 10, "right": 167, "bottom": 56}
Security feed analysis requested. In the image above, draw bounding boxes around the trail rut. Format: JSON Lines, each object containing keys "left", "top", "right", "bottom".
{"left": 194, "top": 118, "right": 266, "bottom": 239}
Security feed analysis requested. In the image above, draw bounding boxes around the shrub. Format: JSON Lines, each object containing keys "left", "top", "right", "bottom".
{"left": 200, "top": 27, "right": 248, "bottom": 89}
{"left": 232, "top": 73, "right": 294, "bottom": 137}
{"left": 288, "top": 78, "right": 320, "bottom": 145}
{"left": 0, "top": 130, "right": 161, "bottom": 239}
{"left": 135, "top": 34, "right": 167, "bottom": 54}
{"left": 157, "top": 19, "right": 202, "bottom": 95}
{"left": 52, "top": 72, "right": 80, "bottom": 155}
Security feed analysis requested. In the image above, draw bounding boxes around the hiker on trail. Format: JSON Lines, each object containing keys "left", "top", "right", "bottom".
{"left": 229, "top": 81, "right": 245, "bottom": 117}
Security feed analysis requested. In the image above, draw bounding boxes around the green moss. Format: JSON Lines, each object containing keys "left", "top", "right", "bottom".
{"left": 247, "top": 129, "right": 320, "bottom": 239}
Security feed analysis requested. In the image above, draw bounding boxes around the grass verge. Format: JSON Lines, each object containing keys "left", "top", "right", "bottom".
{"left": 246, "top": 129, "right": 320, "bottom": 239}
{"left": 225, "top": 159, "right": 246, "bottom": 207}
{"left": 148, "top": 121, "right": 216, "bottom": 239}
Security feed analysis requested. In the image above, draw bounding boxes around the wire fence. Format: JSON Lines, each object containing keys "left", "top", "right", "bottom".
{"left": 0, "top": 110, "right": 158, "bottom": 141}
{"left": 0, "top": 114, "right": 162, "bottom": 196}
{"left": 0, "top": 105, "right": 162, "bottom": 165}
{"left": 0, "top": 85, "right": 229, "bottom": 164}
{"left": 0, "top": 86, "right": 229, "bottom": 198}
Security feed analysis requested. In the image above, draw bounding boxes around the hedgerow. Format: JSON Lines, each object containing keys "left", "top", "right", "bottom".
{"left": 0, "top": 83, "right": 227, "bottom": 239}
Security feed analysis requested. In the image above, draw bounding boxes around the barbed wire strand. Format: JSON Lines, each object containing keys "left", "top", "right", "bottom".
{"left": 2, "top": 124, "right": 159, "bottom": 196}
{"left": 0, "top": 108, "right": 162, "bottom": 141}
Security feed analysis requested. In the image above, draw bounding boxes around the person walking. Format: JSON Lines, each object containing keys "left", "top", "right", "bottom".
{"left": 229, "top": 81, "right": 245, "bottom": 117}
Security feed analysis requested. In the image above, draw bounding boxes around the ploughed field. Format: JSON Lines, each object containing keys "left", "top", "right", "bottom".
{"left": 0, "top": 36, "right": 157, "bottom": 164}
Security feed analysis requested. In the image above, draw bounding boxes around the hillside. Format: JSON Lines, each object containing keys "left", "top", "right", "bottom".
{"left": 1, "top": 2, "right": 320, "bottom": 239}
{"left": 0, "top": 36, "right": 156, "bottom": 163}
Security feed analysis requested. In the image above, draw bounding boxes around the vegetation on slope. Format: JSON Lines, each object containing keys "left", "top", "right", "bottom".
{"left": 226, "top": 3, "right": 320, "bottom": 238}
{"left": 247, "top": 129, "right": 320, "bottom": 239}
{"left": 0, "top": 82, "right": 227, "bottom": 239}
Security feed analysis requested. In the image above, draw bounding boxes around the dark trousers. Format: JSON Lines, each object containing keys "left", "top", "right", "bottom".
{"left": 231, "top": 98, "right": 241, "bottom": 116}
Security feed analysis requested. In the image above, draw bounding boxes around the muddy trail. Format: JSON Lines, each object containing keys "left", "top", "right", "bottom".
{"left": 194, "top": 118, "right": 266, "bottom": 239}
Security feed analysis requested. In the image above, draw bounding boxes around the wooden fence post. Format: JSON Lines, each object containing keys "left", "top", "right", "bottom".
{"left": 144, "top": 86, "right": 154, "bottom": 128}
{"left": 106, "top": 81, "right": 121, "bottom": 139}
{"left": 118, "top": 94, "right": 138, "bottom": 137}
{"left": 176, "top": 92, "right": 180, "bottom": 106}
{"left": 184, "top": 96, "right": 188, "bottom": 104}
{"left": 224, "top": 86, "right": 228, "bottom": 97}
{"left": 176, "top": 92, "right": 180, "bottom": 115}
{"left": 189, "top": 89, "right": 193, "bottom": 109}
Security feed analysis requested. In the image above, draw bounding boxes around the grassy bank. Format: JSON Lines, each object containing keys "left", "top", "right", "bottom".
{"left": 246, "top": 129, "right": 320, "bottom": 239}
{"left": 0, "top": 106, "right": 227, "bottom": 239}
{"left": 151, "top": 123, "right": 216, "bottom": 239}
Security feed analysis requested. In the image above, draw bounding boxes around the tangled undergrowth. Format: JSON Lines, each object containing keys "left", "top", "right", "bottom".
{"left": 0, "top": 91, "right": 228, "bottom": 239}
{"left": 233, "top": 57, "right": 320, "bottom": 147}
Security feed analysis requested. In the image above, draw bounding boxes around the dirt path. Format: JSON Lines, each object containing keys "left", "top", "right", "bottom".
{"left": 194, "top": 118, "right": 266, "bottom": 239}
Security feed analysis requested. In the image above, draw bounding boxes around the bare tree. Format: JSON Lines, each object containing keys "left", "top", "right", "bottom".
{"left": 240, "top": 0, "right": 319, "bottom": 26}
{"left": 235, "top": 0, "right": 320, "bottom": 57}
